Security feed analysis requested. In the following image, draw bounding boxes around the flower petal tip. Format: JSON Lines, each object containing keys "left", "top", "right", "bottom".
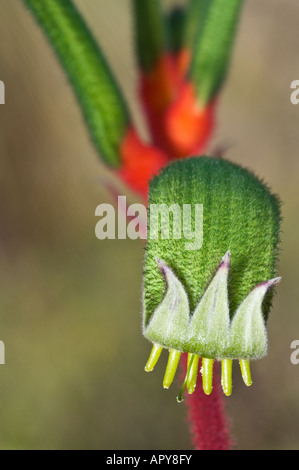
{"left": 155, "top": 257, "right": 168, "bottom": 275}
{"left": 257, "top": 276, "right": 282, "bottom": 291}
{"left": 267, "top": 276, "right": 282, "bottom": 287}
{"left": 219, "top": 250, "right": 231, "bottom": 269}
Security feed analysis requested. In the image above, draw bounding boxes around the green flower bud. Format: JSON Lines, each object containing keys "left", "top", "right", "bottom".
{"left": 143, "top": 157, "right": 281, "bottom": 398}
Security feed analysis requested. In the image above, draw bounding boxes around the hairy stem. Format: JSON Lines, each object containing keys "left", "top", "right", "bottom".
{"left": 182, "top": 356, "right": 233, "bottom": 450}
{"left": 24, "top": 0, "right": 130, "bottom": 167}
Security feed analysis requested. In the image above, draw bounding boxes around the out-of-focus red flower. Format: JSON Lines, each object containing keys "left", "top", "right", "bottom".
{"left": 118, "top": 127, "right": 168, "bottom": 198}
{"left": 140, "top": 50, "right": 215, "bottom": 159}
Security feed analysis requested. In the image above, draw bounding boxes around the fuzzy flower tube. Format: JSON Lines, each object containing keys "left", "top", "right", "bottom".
{"left": 143, "top": 157, "right": 281, "bottom": 399}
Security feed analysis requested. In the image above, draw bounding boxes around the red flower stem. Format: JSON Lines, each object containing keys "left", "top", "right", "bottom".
{"left": 182, "top": 355, "right": 233, "bottom": 450}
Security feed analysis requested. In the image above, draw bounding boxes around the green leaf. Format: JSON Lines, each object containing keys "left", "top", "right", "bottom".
{"left": 24, "top": 0, "right": 130, "bottom": 167}
{"left": 131, "top": 0, "right": 168, "bottom": 71}
{"left": 190, "top": 0, "right": 244, "bottom": 105}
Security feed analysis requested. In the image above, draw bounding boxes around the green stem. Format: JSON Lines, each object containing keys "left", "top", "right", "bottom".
{"left": 24, "top": 0, "right": 130, "bottom": 167}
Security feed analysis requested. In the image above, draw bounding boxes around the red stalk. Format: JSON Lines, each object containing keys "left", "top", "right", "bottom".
{"left": 182, "top": 355, "right": 233, "bottom": 450}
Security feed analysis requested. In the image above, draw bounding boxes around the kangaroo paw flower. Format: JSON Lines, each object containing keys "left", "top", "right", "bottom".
{"left": 142, "top": 156, "right": 281, "bottom": 399}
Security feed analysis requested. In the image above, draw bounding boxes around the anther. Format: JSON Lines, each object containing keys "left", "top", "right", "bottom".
{"left": 239, "top": 359, "right": 252, "bottom": 386}
{"left": 221, "top": 359, "right": 233, "bottom": 396}
{"left": 163, "top": 349, "right": 181, "bottom": 389}
{"left": 201, "top": 357, "right": 214, "bottom": 395}
{"left": 186, "top": 353, "right": 200, "bottom": 394}
{"left": 145, "top": 344, "right": 163, "bottom": 372}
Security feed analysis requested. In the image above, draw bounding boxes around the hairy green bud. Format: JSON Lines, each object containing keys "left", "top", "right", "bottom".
{"left": 143, "top": 156, "right": 281, "bottom": 397}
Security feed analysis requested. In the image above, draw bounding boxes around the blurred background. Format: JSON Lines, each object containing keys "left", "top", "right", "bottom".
{"left": 0, "top": 0, "right": 298, "bottom": 450}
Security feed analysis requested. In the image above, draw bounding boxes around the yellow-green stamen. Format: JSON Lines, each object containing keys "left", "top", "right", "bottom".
{"left": 177, "top": 353, "right": 198, "bottom": 403}
{"left": 221, "top": 359, "right": 233, "bottom": 396}
{"left": 239, "top": 359, "right": 252, "bottom": 386}
{"left": 186, "top": 353, "right": 200, "bottom": 394}
{"left": 144, "top": 347, "right": 255, "bottom": 398}
{"left": 201, "top": 357, "right": 214, "bottom": 395}
{"left": 145, "top": 344, "right": 163, "bottom": 372}
{"left": 163, "top": 349, "right": 181, "bottom": 389}
{"left": 177, "top": 353, "right": 195, "bottom": 403}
